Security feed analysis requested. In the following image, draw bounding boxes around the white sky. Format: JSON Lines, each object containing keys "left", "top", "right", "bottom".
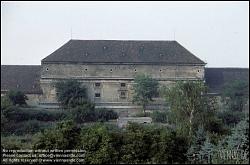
{"left": 1, "top": 1, "right": 249, "bottom": 67}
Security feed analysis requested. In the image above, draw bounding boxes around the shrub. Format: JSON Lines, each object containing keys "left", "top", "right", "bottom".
{"left": 2, "top": 106, "right": 67, "bottom": 122}
{"left": 69, "top": 104, "right": 118, "bottom": 123}
{"left": 1, "top": 120, "right": 55, "bottom": 136}
{"left": 218, "top": 110, "right": 245, "bottom": 126}
{"left": 6, "top": 90, "right": 28, "bottom": 106}
{"left": 95, "top": 108, "right": 118, "bottom": 121}
{"left": 151, "top": 111, "right": 168, "bottom": 123}
{"left": 33, "top": 120, "right": 81, "bottom": 150}
{"left": 1, "top": 96, "right": 13, "bottom": 110}
{"left": 55, "top": 80, "right": 87, "bottom": 108}
{"left": 1, "top": 134, "right": 39, "bottom": 150}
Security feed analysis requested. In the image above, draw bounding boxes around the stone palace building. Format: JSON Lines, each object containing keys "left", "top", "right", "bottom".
{"left": 2, "top": 40, "right": 248, "bottom": 114}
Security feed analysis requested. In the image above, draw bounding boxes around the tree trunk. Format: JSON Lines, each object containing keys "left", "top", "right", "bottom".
{"left": 189, "top": 108, "right": 194, "bottom": 137}
{"left": 142, "top": 104, "right": 146, "bottom": 116}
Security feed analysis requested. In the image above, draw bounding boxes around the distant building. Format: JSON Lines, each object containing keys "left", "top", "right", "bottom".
{"left": 1, "top": 65, "right": 42, "bottom": 106}
{"left": 3, "top": 40, "right": 247, "bottom": 114}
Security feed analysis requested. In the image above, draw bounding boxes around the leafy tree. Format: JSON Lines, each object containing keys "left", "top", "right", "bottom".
{"left": 222, "top": 80, "right": 249, "bottom": 112}
{"left": 55, "top": 79, "right": 87, "bottom": 108}
{"left": 213, "top": 117, "right": 249, "bottom": 164}
{"left": 198, "top": 136, "right": 214, "bottom": 164}
{"left": 164, "top": 81, "right": 207, "bottom": 137}
{"left": 218, "top": 110, "right": 245, "bottom": 126}
{"left": 121, "top": 123, "right": 188, "bottom": 164}
{"left": 80, "top": 124, "right": 120, "bottom": 164}
{"left": 132, "top": 74, "right": 159, "bottom": 116}
{"left": 1, "top": 96, "right": 13, "bottom": 110}
{"left": 6, "top": 90, "right": 28, "bottom": 106}
{"left": 187, "top": 125, "right": 207, "bottom": 163}
{"left": 33, "top": 120, "right": 81, "bottom": 149}
{"left": 69, "top": 104, "right": 118, "bottom": 123}
{"left": 151, "top": 111, "right": 168, "bottom": 123}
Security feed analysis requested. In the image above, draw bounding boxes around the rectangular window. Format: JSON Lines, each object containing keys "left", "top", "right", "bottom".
{"left": 121, "top": 83, "right": 126, "bottom": 87}
{"left": 120, "top": 91, "right": 126, "bottom": 98}
{"left": 95, "top": 83, "right": 101, "bottom": 87}
{"left": 95, "top": 93, "right": 101, "bottom": 98}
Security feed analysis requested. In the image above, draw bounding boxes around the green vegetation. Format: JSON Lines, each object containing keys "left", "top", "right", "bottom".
{"left": 69, "top": 104, "right": 118, "bottom": 123}
{"left": 222, "top": 80, "right": 249, "bottom": 112}
{"left": 1, "top": 80, "right": 249, "bottom": 164}
{"left": 5, "top": 90, "right": 28, "bottom": 106}
{"left": 164, "top": 81, "right": 209, "bottom": 137}
{"left": 132, "top": 74, "right": 159, "bottom": 116}
{"left": 55, "top": 79, "right": 87, "bottom": 108}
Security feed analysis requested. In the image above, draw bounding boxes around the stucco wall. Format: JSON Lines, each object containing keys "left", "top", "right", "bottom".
{"left": 26, "top": 94, "right": 42, "bottom": 106}
{"left": 41, "top": 64, "right": 204, "bottom": 80}
{"left": 40, "top": 63, "right": 205, "bottom": 106}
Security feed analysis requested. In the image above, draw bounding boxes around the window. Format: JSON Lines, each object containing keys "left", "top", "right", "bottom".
{"left": 95, "top": 82, "right": 101, "bottom": 87}
{"left": 95, "top": 93, "right": 101, "bottom": 98}
{"left": 120, "top": 91, "right": 126, "bottom": 98}
{"left": 121, "top": 83, "right": 126, "bottom": 87}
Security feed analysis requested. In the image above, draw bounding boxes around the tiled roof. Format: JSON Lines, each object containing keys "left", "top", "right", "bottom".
{"left": 1, "top": 65, "right": 42, "bottom": 94}
{"left": 42, "top": 40, "right": 205, "bottom": 65}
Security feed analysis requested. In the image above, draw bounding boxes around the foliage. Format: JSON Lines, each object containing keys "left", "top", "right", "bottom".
{"left": 121, "top": 123, "right": 188, "bottom": 164}
{"left": 211, "top": 117, "right": 249, "bottom": 164}
{"left": 132, "top": 74, "right": 159, "bottom": 116}
{"left": 5, "top": 90, "right": 28, "bottom": 106}
{"left": 1, "top": 120, "right": 55, "bottom": 136}
{"left": 187, "top": 125, "right": 207, "bottom": 163}
{"left": 80, "top": 123, "right": 120, "bottom": 164}
{"left": 69, "top": 104, "right": 118, "bottom": 123}
{"left": 198, "top": 136, "right": 215, "bottom": 164}
{"left": 218, "top": 110, "right": 245, "bottom": 126}
{"left": 1, "top": 135, "right": 38, "bottom": 150}
{"left": 164, "top": 81, "right": 208, "bottom": 137}
{"left": 2, "top": 106, "right": 67, "bottom": 122}
{"left": 222, "top": 80, "right": 249, "bottom": 112}
{"left": 151, "top": 111, "right": 168, "bottom": 123}
{"left": 55, "top": 79, "right": 87, "bottom": 108}
{"left": 1, "top": 96, "right": 13, "bottom": 110}
{"left": 33, "top": 120, "right": 81, "bottom": 150}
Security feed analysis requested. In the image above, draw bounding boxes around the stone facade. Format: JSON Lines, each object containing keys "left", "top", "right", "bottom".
{"left": 1, "top": 40, "right": 208, "bottom": 114}
{"left": 40, "top": 63, "right": 205, "bottom": 112}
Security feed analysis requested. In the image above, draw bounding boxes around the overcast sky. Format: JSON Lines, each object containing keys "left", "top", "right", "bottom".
{"left": 1, "top": 1, "right": 249, "bottom": 67}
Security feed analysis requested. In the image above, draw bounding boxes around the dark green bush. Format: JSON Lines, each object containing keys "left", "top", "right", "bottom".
{"left": 151, "top": 111, "right": 168, "bottom": 123}
{"left": 2, "top": 106, "right": 67, "bottom": 122}
{"left": 69, "top": 104, "right": 118, "bottom": 123}
{"left": 33, "top": 120, "right": 81, "bottom": 150}
{"left": 218, "top": 110, "right": 245, "bottom": 126}
{"left": 1, "top": 120, "right": 55, "bottom": 136}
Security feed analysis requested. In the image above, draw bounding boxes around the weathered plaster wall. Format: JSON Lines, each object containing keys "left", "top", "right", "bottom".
{"left": 40, "top": 63, "right": 205, "bottom": 108}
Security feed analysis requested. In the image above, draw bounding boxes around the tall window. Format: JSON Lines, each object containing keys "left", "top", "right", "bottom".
{"left": 120, "top": 91, "right": 126, "bottom": 99}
